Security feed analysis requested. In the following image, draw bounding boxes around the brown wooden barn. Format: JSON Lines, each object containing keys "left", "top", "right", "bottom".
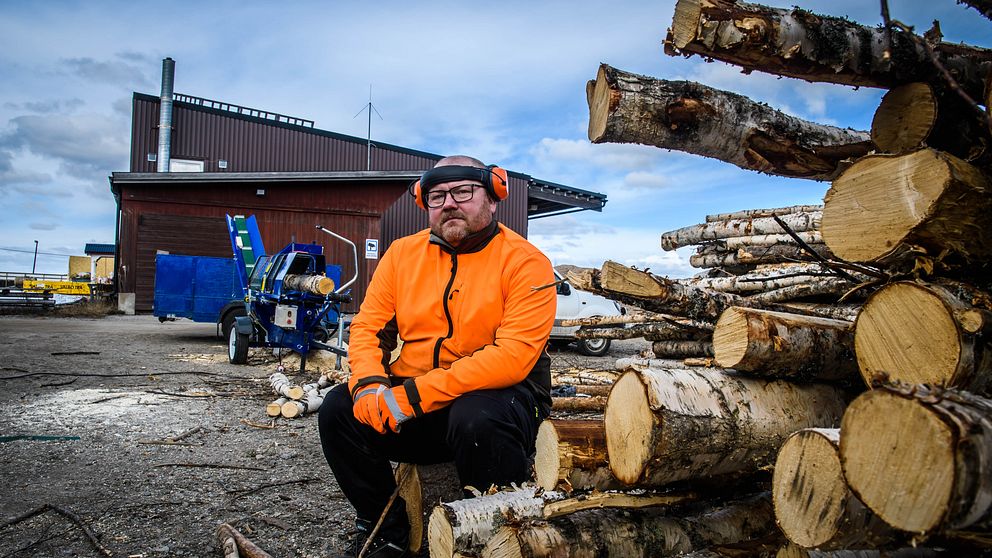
{"left": 110, "top": 60, "right": 605, "bottom": 313}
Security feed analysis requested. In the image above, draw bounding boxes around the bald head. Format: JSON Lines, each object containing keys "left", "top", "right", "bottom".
{"left": 435, "top": 155, "right": 485, "bottom": 169}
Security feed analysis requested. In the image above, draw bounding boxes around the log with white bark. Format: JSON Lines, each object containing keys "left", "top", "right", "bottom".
{"left": 587, "top": 64, "right": 870, "bottom": 180}
{"left": 426, "top": 488, "right": 692, "bottom": 558}
{"left": 604, "top": 366, "right": 847, "bottom": 487}
{"left": 265, "top": 397, "right": 287, "bottom": 418}
{"left": 840, "top": 383, "right": 992, "bottom": 537}
{"left": 481, "top": 493, "right": 775, "bottom": 558}
{"left": 551, "top": 396, "right": 606, "bottom": 414}
{"left": 781, "top": 302, "right": 860, "bottom": 322}
{"left": 666, "top": 0, "right": 992, "bottom": 101}
{"left": 280, "top": 386, "right": 332, "bottom": 418}
{"left": 282, "top": 274, "right": 335, "bottom": 296}
{"left": 651, "top": 340, "right": 714, "bottom": 359}
{"left": 773, "top": 428, "right": 898, "bottom": 550}
{"left": 685, "top": 263, "right": 833, "bottom": 293}
{"left": 747, "top": 278, "right": 858, "bottom": 305}
{"left": 215, "top": 523, "right": 273, "bottom": 558}
{"left": 575, "top": 323, "right": 698, "bottom": 341}
{"left": 689, "top": 243, "right": 832, "bottom": 268}
{"left": 822, "top": 148, "right": 992, "bottom": 269}
{"left": 706, "top": 231, "right": 823, "bottom": 250}
{"left": 713, "top": 307, "right": 857, "bottom": 381}
{"left": 268, "top": 372, "right": 304, "bottom": 400}
{"left": 707, "top": 205, "right": 822, "bottom": 223}
{"left": 534, "top": 419, "right": 619, "bottom": 492}
{"left": 854, "top": 281, "right": 992, "bottom": 394}
{"left": 562, "top": 312, "right": 713, "bottom": 332}
{"left": 871, "top": 82, "right": 991, "bottom": 164}
{"left": 662, "top": 212, "right": 821, "bottom": 251}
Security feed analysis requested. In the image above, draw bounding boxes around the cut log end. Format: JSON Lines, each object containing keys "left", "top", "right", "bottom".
{"left": 604, "top": 371, "right": 654, "bottom": 485}
{"left": 427, "top": 507, "right": 454, "bottom": 558}
{"left": 855, "top": 282, "right": 962, "bottom": 387}
{"left": 534, "top": 421, "right": 561, "bottom": 491}
{"left": 480, "top": 526, "right": 522, "bottom": 558}
{"left": 840, "top": 391, "right": 955, "bottom": 533}
{"left": 772, "top": 429, "right": 847, "bottom": 548}
{"left": 588, "top": 65, "right": 614, "bottom": 143}
{"left": 712, "top": 307, "right": 749, "bottom": 369}
{"left": 822, "top": 149, "right": 948, "bottom": 262}
{"left": 870, "top": 83, "right": 936, "bottom": 154}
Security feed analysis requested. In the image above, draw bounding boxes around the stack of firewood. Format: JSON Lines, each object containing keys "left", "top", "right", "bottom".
{"left": 414, "top": 0, "right": 992, "bottom": 556}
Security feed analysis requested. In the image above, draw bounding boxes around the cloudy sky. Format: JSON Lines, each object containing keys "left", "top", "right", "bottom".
{"left": 0, "top": 1, "right": 989, "bottom": 276}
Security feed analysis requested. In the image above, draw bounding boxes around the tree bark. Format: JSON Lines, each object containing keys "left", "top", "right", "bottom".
{"left": 713, "top": 307, "right": 857, "bottom": 381}
{"left": 280, "top": 386, "right": 331, "bottom": 418}
{"left": 871, "top": 82, "right": 992, "bottom": 164}
{"left": 551, "top": 396, "right": 607, "bottom": 413}
{"left": 748, "top": 279, "right": 857, "bottom": 305}
{"left": 282, "top": 274, "right": 335, "bottom": 296}
{"left": 604, "top": 367, "right": 847, "bottom": 487}
{"left": 215, "top": 523, "right": 273, "bottom": 558}
{"left": 588, "top": 64, "right": 870, "bottom": 181}
{"left": 666, "top": 0, "right": 992, "bottom": 101}
{"left": 773, "top": 428, "right": 898, "bottom": 550}
{"left": 706, "top": 205, "right": 822, "bottom": 223}
{"left": 854, "top": 281, "right": 992, "bottom": 394}
{"left": 427, "top": 488, "right": 691, "bottom": 558}
{"left": 575, "top": 323, "right": 698, "bottom": 341}
{"left": 562, "top": 312, "right": 713, "bottom": 332}
{"left": 662, "top": 212, "right": 821, "bottom": 251}
{"left": 481, "top": 493, "right": 776, "bottom": 558}
{"left": 822, "top": 148, "right": 992, "bottom": 269}
{"left": 268, "top": 372, "right": 304, "bottom": 400}
{"left": 684, "top": 263, "right": 833, "bottom": 293}
{"left": 535, "top": 419, "right": 620, "bottom": 492}
{"left": 781, "top": 302, "right": 860, "bottom": 322}
{"left": 840, "top": 383, "right": 992, "bottom": 537}
{"left": 689, "top": 243, "right": 832, "bottom": 268}
{"left": 651, "top": 340, "right": 714, "bottom": 358}
{"left": 706, "top": 231, "right": 823, "bottom": 250}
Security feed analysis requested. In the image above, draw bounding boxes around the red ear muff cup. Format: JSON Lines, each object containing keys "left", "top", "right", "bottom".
{"left": 488, "top": 166, "right": 509, "bottom": 201}
{"left": 411, "top": 179, "right": 425, "bottom": 210}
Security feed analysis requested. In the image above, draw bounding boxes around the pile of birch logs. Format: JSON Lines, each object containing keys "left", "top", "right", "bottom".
{"left": 415, "top": 0, "right": 992, "bottom": 556}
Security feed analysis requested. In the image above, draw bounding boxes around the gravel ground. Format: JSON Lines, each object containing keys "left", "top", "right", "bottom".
{"left": 0, "top": 314, "right": 648, "bottom": 558}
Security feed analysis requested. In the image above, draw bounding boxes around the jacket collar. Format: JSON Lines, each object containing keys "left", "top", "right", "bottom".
{"left": 429, "top": 220, "right": 500, "bottom": 254}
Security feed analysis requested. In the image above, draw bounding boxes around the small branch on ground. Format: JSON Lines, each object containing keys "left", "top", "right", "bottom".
{"left": 240, "top": 419, "right": 276, "bottom": 430}
{"left": 154, "top": 462, "right": 267, "bottom": 472}
{"left": 0, "top": 504, "right": 112, "bottom": 557}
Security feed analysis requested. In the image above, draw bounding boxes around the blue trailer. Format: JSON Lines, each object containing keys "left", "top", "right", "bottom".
{"left": 152, "top": 254, "right": 247, "bottom": 339}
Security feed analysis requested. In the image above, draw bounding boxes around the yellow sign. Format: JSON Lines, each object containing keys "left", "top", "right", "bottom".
{"left": 22, "top": 280, "right": 91, "bottom": 295}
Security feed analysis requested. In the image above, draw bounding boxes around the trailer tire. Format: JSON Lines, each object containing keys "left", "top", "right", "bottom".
{"left": 221, "top": 307, "right": 247, "bottom": 341}
{"left": 577, "top": 337, "right": 610, "bottom": 357}
{"left": 229, "top": 326, "right": 249, "bottom": 364}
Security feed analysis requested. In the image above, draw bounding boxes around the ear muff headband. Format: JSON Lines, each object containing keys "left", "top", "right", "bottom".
{"left": 410, "top": 165, "right": 509, "bottom": 209}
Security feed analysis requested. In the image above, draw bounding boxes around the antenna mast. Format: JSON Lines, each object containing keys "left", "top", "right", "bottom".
{"left": 353, "top": 85, "right": 383, "bottom": 170}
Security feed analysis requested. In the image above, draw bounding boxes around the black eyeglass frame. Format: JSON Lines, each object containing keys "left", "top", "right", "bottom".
{"left": 424, "top": 184, "right": 480, "bottom": 209}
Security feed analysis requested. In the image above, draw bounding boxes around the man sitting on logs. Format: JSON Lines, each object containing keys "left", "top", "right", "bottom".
{"left": 318, "top": 155, "right": 557, "bottom": 558}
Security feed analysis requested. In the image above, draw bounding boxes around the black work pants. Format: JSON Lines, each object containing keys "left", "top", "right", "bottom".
{"left": 318, "top": 382, "right": 542, "bottom": 523}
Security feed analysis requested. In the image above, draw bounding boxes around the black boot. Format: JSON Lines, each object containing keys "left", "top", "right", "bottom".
{"left": 331, "top": 502, "right": 410, "bottom": 558}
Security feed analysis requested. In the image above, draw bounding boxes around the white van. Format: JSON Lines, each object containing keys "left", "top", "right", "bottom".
{"left": 550, "top": 269, "right": 625, "bottom": 356}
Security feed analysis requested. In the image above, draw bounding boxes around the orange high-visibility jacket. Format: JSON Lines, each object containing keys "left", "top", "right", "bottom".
{"left": 347, "top": 222, "right": 556, "bottom": 417}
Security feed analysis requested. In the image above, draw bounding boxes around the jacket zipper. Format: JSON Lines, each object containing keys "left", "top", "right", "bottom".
{"left": 433, "top": 253, "right": 458, "bottom": 368}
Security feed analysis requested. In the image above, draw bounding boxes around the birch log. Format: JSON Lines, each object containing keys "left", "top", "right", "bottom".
{"left": 282, "top": 274, "right": 335, "bottom": 296}
{"left": 268, "top": 372, "right": 304, "bottom": 400}
{"left": 534, "top": 419, "right": 619, "bottom": 492}
{"left": 587, "top": 64, "right": 870, "bottom": 180}
{"left": 651, "top": 340, "right": 714, "bottom": 359}
{"left": 575, "top": 323, "right": 697, "bottom": 341}
{"left": 666, "top": 0, "right": 992, "bottom": 101}
{"left": 215, "top": 523, "right": 273, "bottom": 558}
{"left": 821, "top": 148, "right": 992, "bottom": 268}
{"left": 773, "top": 429, "right": 898, "bottom": 550}
{"left": 662, "top": 212, "right": 821, "bottom": 251}
{"left": 689, "top": 243, "right": 832, "bottom": 268}
{"left": 604, "top": 367, "right": 847, "bottom": 487}
{"left": 782, "top": 302, "right": 860, "bottom": 322}
{"left": 713, "top": 307, "right": 857, "bottom": 381}
{"left": 265, "top": 397, "right": 287, "bottom": 417}
{"left": 840, "top": 384, "right": 992, "bottom": 537}
{"left": 685, "top": 263, "right": 831, "bottom": 293}
{"left": 481, "top": 494, "right": 775, "bottom": 558}
{"left": 551, "top": 396, "right": 607, "bottom": 413}
{"left": 747, "top": 279, "right": 857, "bottom": 305}
{"left": 854, "top": 281, "right": 992, "bottom": 394}
{"left": 706, "top": 231, "right": 822, "bottom": 250}
{"left": 280, "top": 386, "right": 332, "bottom": 418}
{"left": 871, "top": 82, "right": 991, "bottom": 164}
{"left": 707, "top": 205, "right": 822, "bottom": 222}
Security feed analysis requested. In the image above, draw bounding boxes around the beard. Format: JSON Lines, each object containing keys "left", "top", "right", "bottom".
{"left": 430, "top": 208, "right": 490, "bottom": 246}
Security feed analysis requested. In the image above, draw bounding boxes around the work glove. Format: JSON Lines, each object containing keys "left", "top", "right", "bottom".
{"left": 352, "top": 384, "right": 414, "bottom": 434}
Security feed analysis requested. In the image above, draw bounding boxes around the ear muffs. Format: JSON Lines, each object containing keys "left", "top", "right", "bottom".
{"left": 410, "top": 164, "right": 509, "bottom": 210}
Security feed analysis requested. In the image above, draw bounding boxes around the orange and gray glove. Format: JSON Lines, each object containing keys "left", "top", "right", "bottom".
{"left": 352, "top": 383, "right": 414, "bottom": 434}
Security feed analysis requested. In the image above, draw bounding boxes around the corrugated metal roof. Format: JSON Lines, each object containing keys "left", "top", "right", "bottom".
{"left": 84, "top": 243, "right": 116, "bottom": 255}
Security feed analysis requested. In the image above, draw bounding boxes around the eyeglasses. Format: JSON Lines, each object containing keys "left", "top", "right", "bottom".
{"left": 425, "top": 185, "right": 479, "bottom": 208}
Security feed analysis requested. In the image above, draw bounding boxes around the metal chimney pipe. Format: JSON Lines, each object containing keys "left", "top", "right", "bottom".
{"left": 156, "top": 57, "right": 175, "bottom": 172}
